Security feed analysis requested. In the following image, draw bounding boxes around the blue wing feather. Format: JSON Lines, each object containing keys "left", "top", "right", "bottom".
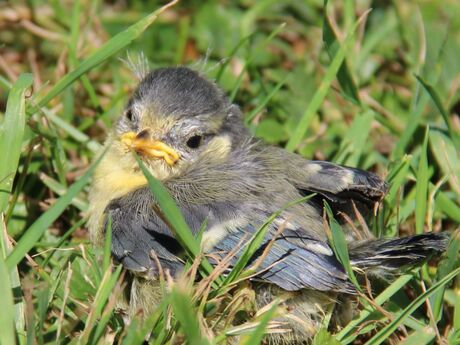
{"left": 107, "top": 187, "right": 354, "bottom": 293}
{"left": 211, "top": 225, "right": 354, "bottom": 293}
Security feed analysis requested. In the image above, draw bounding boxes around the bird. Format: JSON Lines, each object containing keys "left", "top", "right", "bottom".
{"left": 87, "top": 66, "right": 449, "bottom": 343}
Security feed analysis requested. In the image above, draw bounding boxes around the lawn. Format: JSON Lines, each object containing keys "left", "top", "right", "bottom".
{"left": 0, "top": 0, "right": 459, "bottom": 344}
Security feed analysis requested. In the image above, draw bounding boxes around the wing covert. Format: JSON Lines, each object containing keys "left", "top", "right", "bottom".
{"left": 211, "top": 223, "right": 355, "bottom": 293}
{"left": 105, "top": 187, "right": 354, "bottom": 293}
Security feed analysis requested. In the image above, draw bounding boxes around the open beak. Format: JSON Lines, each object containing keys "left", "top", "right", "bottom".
{"left": 121, "top": 131, "right": 180, "bottom": 166}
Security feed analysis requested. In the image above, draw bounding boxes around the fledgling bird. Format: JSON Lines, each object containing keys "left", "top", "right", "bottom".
{"left": 88, "top": 66, "right": 448, "bottom": 343}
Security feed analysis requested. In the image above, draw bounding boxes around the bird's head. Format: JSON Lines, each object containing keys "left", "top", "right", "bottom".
{"left": 109, "top": 67, "right": 248, "bottom": 180}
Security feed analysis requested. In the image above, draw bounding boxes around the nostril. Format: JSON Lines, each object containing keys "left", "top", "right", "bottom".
{"left": 136, "top": 129, "right": 150, "bottom": 140}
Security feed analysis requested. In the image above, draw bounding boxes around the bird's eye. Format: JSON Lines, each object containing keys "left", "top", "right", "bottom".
{"left": 126, "top": 109, "right": 133, "bottom": 121}
{"left": 186, "top": 135, "right": 202, "bottom": 149}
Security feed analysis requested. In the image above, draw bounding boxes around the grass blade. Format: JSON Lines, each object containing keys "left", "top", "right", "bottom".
{"left": 229, "top": 23, "right": 286, "bottom": 102}
{"left": 34, "top": 1, "right": 178, "bottom": 109}
{"left": 79, "top": 265, "right": 122, "bottom": 344}
{"left": 392, "top": 86, "right": 426, "bottom": 160}
{"left": 416, "top": 75, "right": 458, "bottom": 144}
{"left": 313, "top": 328, "right": 342, "bottom": 345}
{"left": 0, "top": 73, "right": 33, "bottom": 212}
{"left": 134, "top": 155, "right": 215, "bottom": 277}
{"left": 40, "top": 107, "right": 101, "bottom": 153}
{"left": 214, "top": 35, "right": 251, "bottom": 83}
{"left": 455, "top": 296, "right": 460, "bottom": 338}
{"left": 245, "top": 75, "right": 289, "bottom": 125}
{"left": 134, "top": 156, "right": 199, "bottom": 255}
{"left": 400, "top": 327, "right": 436, "bottom": 345}
{"left": 415, "top": 127, "right": 429, "bottom": 234}
{"left": 5, "top": 150, "right": 105, "bottom": 271}
{"left": 170, "top": 286, "right": 210, "bottom": 345}
{"left": 285, "top": 10, "right": 370, "bottom": 152}
{"left": 323, "top": 202, "right": 360, "bottom": 289}
{"left": 429, "top": 130, "right": 460, "bottom": 196}
{"left": 431, "top": 231, "right": 459, "bottom": 321}
{"left": 220, "top": 211, "right": 277, "bottom": 287}
{"left": 39, "top": 173, "right": 88, "bottom": 211}
{"left": 334, "top": 110, "right": 374, "bottom": 166}
{"left": 336, "top": 274, "right": 413, "bottom": 343}
{"left": 239, "top": 301, "right": 279, "bottom": 345}
{"left": 322, "top": 0, "right": 360, "bottom": 105}
{"left": 221, "top": 194, "right": 315, "bottom": 287}
{"left": 365, "top": 266, "right": 460, "bottom": 345}
{"left": 435, "top": 190, "right": 460, "bottom": 223}
{"left": 385, "top": 155, "right": 413, "bottom": 205}
{"left": 1, "top": 216, "right": 26, "bottom": 344}
{"left": 0, "top": 253, "right": 16, "bottom": 345}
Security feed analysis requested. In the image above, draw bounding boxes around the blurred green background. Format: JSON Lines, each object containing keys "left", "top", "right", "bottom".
{"left": 1, "top": 0, "right": 459, "bottom": 344}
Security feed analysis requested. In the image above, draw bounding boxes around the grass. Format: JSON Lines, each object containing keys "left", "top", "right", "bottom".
{"left": 0, "top": 0, "right": 460, "bottom": 344}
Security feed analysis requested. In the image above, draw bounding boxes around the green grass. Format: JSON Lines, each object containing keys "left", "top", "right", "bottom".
{"left": 1, "top": 0, "right": 460, "bottom": 344}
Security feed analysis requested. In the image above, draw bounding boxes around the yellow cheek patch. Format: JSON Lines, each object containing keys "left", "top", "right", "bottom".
{"left": 203, "top": 135, "right": 232, "bottom": 160}
{"left": 121, "top": 132, "right": 180, "bottom": 166}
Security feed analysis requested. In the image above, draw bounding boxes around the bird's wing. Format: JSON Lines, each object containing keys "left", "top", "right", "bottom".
{"left": 211, "top": 222, "right": 355, "bottom": 293}
{"left": 107, "top": 191, "right": 187, "bottom": 277}
{"left": 107, "top": 187, "right": 354, "bottom": 293}
{"left": 107, "top": 188, "right": 226, "bottom": 277}
{"left": 285, "top": 154, "right": 387, "bottom": 204}
{"left": 280, "top": 151, "right": 387, "bottom": 217}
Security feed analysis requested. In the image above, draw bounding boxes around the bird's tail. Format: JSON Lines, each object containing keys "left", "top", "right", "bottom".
{"left": 348, "top": 233, "right": 450, "bottom": 275}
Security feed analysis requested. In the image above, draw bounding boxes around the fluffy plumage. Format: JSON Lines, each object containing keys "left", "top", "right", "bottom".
{"left": 88, "top": 66, "right": 449, "bottom": 343}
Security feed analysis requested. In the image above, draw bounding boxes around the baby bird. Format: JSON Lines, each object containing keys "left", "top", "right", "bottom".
{"left": 88, "top": 66, "right": 448, "bottom": 343}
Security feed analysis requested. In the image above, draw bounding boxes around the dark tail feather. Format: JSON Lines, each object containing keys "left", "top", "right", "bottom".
{"left": 349, "top": 233, "right": 450, "bottom": 274}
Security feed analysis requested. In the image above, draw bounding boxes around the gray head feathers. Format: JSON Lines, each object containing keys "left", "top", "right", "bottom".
{"left": 132, "top": 67, "right": 231, "bottom": 119}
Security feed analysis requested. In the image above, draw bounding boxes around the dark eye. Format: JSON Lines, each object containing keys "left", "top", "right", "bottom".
{"left": 125, "top": 109, "right": 133, "bottom": 121}
{"left": 186, "top": 135, "right": 202, "bottom": 149}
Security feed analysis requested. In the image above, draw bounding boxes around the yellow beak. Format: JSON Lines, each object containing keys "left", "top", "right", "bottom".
{"left": 121, "top": 132, "right": 180, "bottom": 166}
